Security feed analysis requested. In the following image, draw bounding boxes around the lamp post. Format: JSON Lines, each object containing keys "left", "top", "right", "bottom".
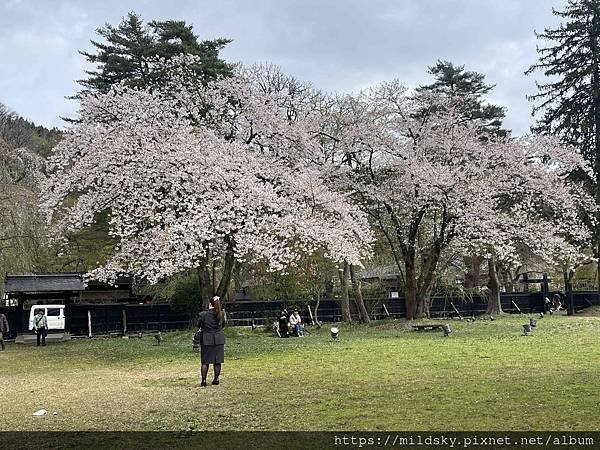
{"left": 330, "top": 327, "right": 339, "bottom": 340}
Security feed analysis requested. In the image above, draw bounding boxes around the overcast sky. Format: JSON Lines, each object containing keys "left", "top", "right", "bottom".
{"left": 0, "top": 0, "right": 566, "bottom": 135}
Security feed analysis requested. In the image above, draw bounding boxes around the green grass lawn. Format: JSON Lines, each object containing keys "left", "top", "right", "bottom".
{"left": 1, "top": 313, "right": 599, "bottom": 431}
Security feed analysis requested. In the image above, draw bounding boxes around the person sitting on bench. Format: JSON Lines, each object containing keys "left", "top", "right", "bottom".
{"left": 277, "top": 309, "right": 290, "bottom": 338}
{"left": 289, "top": 309, "right": 303, "bottom": 337}
{"left": 552, "top": 293, "right": 563, "bottom": 312}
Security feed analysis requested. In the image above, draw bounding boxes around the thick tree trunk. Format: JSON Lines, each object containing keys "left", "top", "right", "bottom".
{"left": 405, "top": 289, "right": 417, "bottom": 320}
{"left": 412, "top": 254, "right": 440, "bottom": 320}
{"left": 564, "top": 270, "right": 575, "bottom": 316}
{"left": 338, "top": 261, "right": 352, "bottom": 322}
{"left": 350, "top": 264, "right": 370, "bottom": 323}
{"left": 405, "top": 282, "right": 437, "bottom": 319}
{"left": 196, "top": 237, "right": 236, "bottom": 310}
{"left": 233, "top": 262, "right": 242, "bottom": 297}
{"left": 404, "top": 259, "right": 418, "bottom": 320}
{"left": 486, "top": 256, "right": 503, "bottom": 315}
{"left": 404, "top": 259, "right": 430, "bottom": 319}
{"left": 463, "top": 255, "right": 483, "bottom": 289}
{"left": 415, "top": 290, "right": 431, "bottom": 318}
{"left": 215, "top": 237, "right": 235, "bottom": 301}
{"left": 196, "top": 266, "right": 212, "bottom": 310}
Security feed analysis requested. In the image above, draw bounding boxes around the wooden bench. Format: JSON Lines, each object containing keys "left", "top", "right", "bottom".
{"left": 411, "top": 324, "right": 445, "bottom": 331}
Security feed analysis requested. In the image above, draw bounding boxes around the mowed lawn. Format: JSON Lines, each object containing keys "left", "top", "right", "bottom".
{"left": 1, "top": 312, "right": 599, "bottom": 431}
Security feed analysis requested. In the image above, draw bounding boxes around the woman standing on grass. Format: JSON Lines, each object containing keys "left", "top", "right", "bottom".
{"left": 198, "top": 296, "right": 225, "bottom": 387}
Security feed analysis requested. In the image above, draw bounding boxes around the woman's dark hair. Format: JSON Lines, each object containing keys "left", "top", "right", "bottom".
{"left": 211, "top": 296, "right": 223, "bottom": 323}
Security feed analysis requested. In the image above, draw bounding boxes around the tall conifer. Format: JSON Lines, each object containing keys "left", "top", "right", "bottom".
{"left": 77, "top": 12, "right": 232, "bottom": 96}
{"left": 527, "top": 0, "right": 600, "bottom": 286}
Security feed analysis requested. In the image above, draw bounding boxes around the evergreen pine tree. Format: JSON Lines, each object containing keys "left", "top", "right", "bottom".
{"left": 418, "top": 60, "right": 509, "bottom": 138}
{"left": 526, "top": 0, "right": 600, "bottom": 285}
{"left": 150, "top": 19, "right": 231, "bottom": 82}
{"left": 77, "top": 12, "right": 232, "bottom": 96}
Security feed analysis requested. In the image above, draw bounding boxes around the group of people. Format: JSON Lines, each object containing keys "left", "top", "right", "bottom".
{"left": 545, "top": 293, "right": 564, "bottom": 313}
{"left": 277, "top": 308, "right": 304, "bottom": 338}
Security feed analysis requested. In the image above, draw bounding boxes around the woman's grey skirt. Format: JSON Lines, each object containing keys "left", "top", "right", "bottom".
{"left": 200, "top": 344, "right": 224, "bottom": 364}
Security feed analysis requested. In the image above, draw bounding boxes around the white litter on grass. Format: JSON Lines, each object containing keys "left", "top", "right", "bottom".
{"left": 53, "top": 411, "right": 58, "bottom": 416}
{"left": 32, "top": 409, "right": 47, "bottom": 416}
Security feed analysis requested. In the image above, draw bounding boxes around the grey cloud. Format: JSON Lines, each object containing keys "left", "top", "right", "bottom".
{"left": 0, "top": 0, "right": 566, "bottom": 135}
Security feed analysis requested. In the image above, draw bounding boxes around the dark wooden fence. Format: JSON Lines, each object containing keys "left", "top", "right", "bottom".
{"left": 221, "top": 291, "right": 600, "bottom": 326}
{"left": 66, "top": 303, "right": 191, "bottom": 336}
{"left": 0, "top": 303, "right": 190, "bottom": 339}
{"left": 1, "top": 291, "right": 598, "bottom": 338}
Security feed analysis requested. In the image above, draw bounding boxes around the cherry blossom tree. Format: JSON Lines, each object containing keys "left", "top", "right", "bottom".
{"left": 41, "top": 56, "right": 373, "bottom": 309}
{"left": 242, "top": 64, "right": 374, "bottom": 322}
{"left": 328, "top": 81, "right": 594, "bottom": 319}
{"left": 455, "top": 134, "right": 596, "bottom": 314}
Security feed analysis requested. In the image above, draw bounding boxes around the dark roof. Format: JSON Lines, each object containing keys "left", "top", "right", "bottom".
{"left": 86, "top": 276, "right": 133, "bottom": 288}
{"left": 4, "top": 274, "right": 86, "bottom": 293}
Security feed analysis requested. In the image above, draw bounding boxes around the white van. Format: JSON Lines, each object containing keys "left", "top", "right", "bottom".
{"left": 29, "top": 304, "right": 66, "bottom": 331}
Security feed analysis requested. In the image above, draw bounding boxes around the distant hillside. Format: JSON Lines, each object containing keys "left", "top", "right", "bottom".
{"left": 0, "top": 101, "right": 62, "bottom": 157}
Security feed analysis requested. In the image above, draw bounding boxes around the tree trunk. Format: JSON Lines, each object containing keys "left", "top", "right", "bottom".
{"left": 486, "top": 256, "right": 503, "bottom": 315}
{"left": 404, "top": 255, "right": 418, "bottom": 319}
{"left": 196, "top": 237, "right": 236, "bottom": 310}
{"left": 404, "top": 290, "right": 417, "bottom": 321}
{"left": 215, "top": 236, "right": 235, "bottom": 301}
{"left": 350, "top": 264, "right": 370, "bottom": 323}
{"left": 196, "top": 266, "right": 212, "bottom": 310}
{"left": 338, "top": 261, "right": 352, "bottom": 322}
{"left": 233, "top": 262, "right": 242, "bottom": 297}
{"left": 313, "top": 296, "right": 322, "bottom": 328}
{"left": 463, "top": 255, "right": 483, "bottom": 289}
{"left": 415, "top": 290, "right": 431, "bottom": 319}
{"left": 412, "top": 258, "right": 438, "bottom": 319}
{"left": 564, "top": 270, "right": 575, "bottom": 316}
{"left": 501, "top": 269, "right": 514, "bottom": 293}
